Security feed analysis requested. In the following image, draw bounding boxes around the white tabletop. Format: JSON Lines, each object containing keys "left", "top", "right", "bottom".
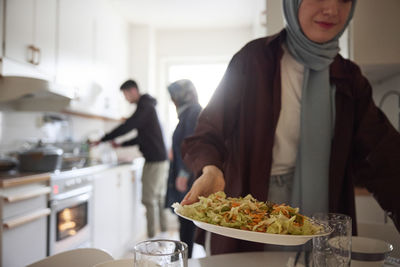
{"left": 188, "top": 251, "right": 298, "bottom": 267}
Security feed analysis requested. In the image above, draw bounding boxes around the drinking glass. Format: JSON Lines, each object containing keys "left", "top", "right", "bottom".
{"left": 312, "top": 213, "right": 352, "bottom": 267}
{"left": 133, "top": 239, "right": 188, "bottom": 267}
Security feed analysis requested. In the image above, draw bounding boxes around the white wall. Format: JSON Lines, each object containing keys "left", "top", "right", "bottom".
{"left": 128, "top": 25, "right": 156, "bottom": 97}
{"left": 128, "top": 25, "right": 254, "bottom": 146}
{"left": 266, "top": 0, "right": 284, "bottom": 36}
{"left": 158, "top": 26, "right": 253, "bottom": 140}
{"left": 252, "top": 0, "right": 267, "bottom": 39}
{"left": 0, "top": 111, "right": 109, "bottom": 153}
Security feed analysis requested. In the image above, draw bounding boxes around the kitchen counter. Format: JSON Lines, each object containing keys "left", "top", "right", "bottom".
{"left": 0, "top": 160, "right": 138, "bottom": 188}
{"left": 0, "top": 171, "right": 51, "bottom": 188}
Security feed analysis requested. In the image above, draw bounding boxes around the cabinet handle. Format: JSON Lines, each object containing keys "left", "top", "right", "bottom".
{"left": 27, "top": 45, "right": 36, "bottom": 64}
{"left": 34, "top": 47, "right": 41, "bottom": 65}
{"left": 3, "top": 187, "right": 51, "bottom": 203}
{"left": 3, "top": 208, "right": 50, "bottom": 230}
{"left": 27, "top": 45, "right": 41, "bottom": 65}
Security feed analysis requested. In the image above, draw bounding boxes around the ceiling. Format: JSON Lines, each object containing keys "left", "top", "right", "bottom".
{"left": 109, "top": 0, "right": 261, "bottom": 29}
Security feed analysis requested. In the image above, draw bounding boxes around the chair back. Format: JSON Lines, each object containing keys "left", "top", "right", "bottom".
{"left": 26, "top": 248, "right": 114, "bottom": 267}
{"left": 93, "top": 258, "right": 134, "bottom": 267}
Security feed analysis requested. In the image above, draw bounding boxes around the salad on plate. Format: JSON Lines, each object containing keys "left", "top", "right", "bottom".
{"left": 173, "top": 191, "right": 322, "bottom": 236}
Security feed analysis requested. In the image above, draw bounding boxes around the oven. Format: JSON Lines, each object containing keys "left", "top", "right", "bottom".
{"left": 48, "top": 170, "right": 94, "bottom": 256}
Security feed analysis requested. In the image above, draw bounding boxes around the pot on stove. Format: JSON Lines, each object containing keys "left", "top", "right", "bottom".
{"left": 18, "top": 141, "right": 63, "bottom": 172}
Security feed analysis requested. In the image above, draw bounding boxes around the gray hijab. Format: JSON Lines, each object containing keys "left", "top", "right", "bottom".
{"left": 167, "top": 79, "right": 199, "bottom": 116}
{"left": 282, "top": 0, "right": 357, "bottom": 216}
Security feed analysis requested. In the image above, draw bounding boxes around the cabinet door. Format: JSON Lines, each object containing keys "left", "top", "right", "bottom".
{"left": 34, "top": 0, "right": 57, "bottom": 78}
{"left": 93, "top": 4, "right": 129, "bottom": 119}
{"left": 4, "top": 0, "right": 34, "bottom": 64}
{"left": 92, "top": 170, "right": 121, "bottom": 256}
{"left": 2, "top": 216, "right": 48, "bottom": 267}
{"left": 57, "top": 0, "right": 95, "bottom": 89}
{"left": 4, "top": 0, "right": 56, "bottom": 80}
{"left": 92, "top": 166, "right": 138, "bottom": 257}
{"left": 117, "top": 167, "right": 135, "bottom": 255}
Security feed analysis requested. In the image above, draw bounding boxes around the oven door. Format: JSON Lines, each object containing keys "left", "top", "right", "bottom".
{"left": 48, "top": 185, "right": 92, "bottom": 256}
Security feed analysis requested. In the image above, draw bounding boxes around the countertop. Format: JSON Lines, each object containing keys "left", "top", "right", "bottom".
{"left": 0, "top": 171, "right": 51, "bottom": 188}
{"left": 0, "top": 160, "right": 139, "bottom": 188}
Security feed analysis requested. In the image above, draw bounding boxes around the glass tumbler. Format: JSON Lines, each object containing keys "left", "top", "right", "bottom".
{"left": 133, "top": 239, "right": 188, "bottom": 267}
{"left": 312, "top": 213, "right": 352, "bottom": 267}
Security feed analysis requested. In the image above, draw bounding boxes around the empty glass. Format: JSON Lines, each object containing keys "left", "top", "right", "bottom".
{"left": 312, "top": 213, "right": 352, "bottom": 267}
{"left": 133, "top": 239, "right": 188, "bottom": 267}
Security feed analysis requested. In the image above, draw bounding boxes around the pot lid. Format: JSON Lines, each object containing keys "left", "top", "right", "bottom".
{"left": 19, "top": 141, "right": 63, "bottom": 156}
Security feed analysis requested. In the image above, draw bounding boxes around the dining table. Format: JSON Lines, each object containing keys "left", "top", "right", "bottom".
{"left": 188, "top": 251, "right": 400, "bottom": 267}
{"left": 188, "top": 251, "right": 300, "bottom": 267}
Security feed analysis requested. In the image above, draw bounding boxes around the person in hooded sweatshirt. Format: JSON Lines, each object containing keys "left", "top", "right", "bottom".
{"left": 96, "top": 79, "right": 168, "bottom": 238}
{"left": 165, "top": 79, "right": 202, "bottom": 258}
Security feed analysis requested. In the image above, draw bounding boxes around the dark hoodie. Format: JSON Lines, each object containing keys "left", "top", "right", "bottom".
{"left": 101, "top": 94, "right": 167, "bottom": 162}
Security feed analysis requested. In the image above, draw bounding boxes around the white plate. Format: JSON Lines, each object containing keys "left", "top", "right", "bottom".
{"left": 174, "top": 208, "right": 332, "bottom": 246}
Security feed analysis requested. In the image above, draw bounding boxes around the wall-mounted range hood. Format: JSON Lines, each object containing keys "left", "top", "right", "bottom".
{"left": 0, "top": 76, "right": 74, "bottom": 112}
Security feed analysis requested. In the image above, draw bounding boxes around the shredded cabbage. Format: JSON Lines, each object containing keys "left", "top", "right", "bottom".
{"left": 172, "top": 191, "right": 321, "bottom": 235}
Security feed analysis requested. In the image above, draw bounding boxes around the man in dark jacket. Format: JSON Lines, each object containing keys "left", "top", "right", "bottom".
{"left": 97, "top": 79, "right": 168, "bottom": 238}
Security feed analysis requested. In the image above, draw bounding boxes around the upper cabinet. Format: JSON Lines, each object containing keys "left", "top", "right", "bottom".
{"left": 56, "top": 0, "right": 95, "bottom": 91}
{"left": 350, "top": 0, "right": 400, "bottom": 82}
{"left": 57, "top": 0, "right": 128, "bottom": 119}
{"left": 2, "top": 0, "right": 57, "bottom": 80}
{"left": 1, "top": 0, "right": 131, "bottom": 119}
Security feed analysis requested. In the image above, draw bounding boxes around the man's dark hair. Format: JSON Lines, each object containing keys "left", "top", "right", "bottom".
{"left": 120, "top": 79, "right": 139, "bottom": 92}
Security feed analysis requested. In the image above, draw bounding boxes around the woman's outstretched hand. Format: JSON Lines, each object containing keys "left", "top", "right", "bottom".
{"left": 181, "top": 165, "right": 225, "bottom": 205}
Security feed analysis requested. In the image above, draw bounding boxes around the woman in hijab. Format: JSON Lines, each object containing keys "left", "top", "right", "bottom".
{"left": 180, "top": 0, "right": 400, "bottom": 255}
{"left": 165, "top": 79, "right": 202, "bottom": 258}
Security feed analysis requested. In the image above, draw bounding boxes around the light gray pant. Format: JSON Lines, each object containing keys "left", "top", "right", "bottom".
{"left": 141, "top": 160, "right": 169, "bottom": 238}
{"left": 267, "top": 172, "right": 294, "bottom": 205}
{"left": 265, "top": 172, "right": 297, "bottom": 251}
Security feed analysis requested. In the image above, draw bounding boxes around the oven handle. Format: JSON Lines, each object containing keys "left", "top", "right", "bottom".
{"left": 3, "top": 186, "right": 51, "bottom": 203}
{"left": 51, "top": 185, "right": 92, "bottom": 202}
{"left": 3, "top": 208, "right": 51, "bottom": 230}
{"left": 50, "top": 191, "right": 91, "bottom": 209}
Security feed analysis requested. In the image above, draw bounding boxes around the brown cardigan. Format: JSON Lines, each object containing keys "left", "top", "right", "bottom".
{"left": 182, "top": 30, "right": 400, "bottom": 255}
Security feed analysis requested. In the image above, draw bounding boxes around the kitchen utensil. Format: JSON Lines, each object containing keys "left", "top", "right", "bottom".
{"left": 0, "top": 156, "right": 18, "bottom": 172}
{"left": 18, "top": 141, "right": 63, "bottom": 172}
{"left": 61, "top": 153, "right": 87, "bottom": 170}
{"left": 350, "top": 236, "right": 393, "bottom": 267}
{"left": 133, "top": 239, "right": 188, "bottom": 267}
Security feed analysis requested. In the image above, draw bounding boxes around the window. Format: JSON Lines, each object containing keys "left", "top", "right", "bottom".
{"left": 167, "top": 62, "right": 227, "bottom": 128}
{"left": 168, "top": 63, "right": 228, "bottom": 108}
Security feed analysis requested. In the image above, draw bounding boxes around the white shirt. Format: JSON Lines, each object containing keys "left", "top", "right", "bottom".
{"left": 270, "top": 45, "right": 304, "bottom": 175}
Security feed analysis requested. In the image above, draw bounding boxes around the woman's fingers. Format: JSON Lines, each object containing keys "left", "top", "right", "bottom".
{"left": 181, "top": 191, "right": 195, "bottom": 205}
{"left": 180, "top": 171, "right": 225, "bottom": 205}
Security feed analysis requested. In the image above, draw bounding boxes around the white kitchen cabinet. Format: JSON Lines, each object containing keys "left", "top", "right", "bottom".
{"left": 0, "top": 183, "right": 51, "bottom": 267}
{"left": 56, "top": 0, "right": 95, "bottom": 101}
{"left": 2, "top": 0, "right": 57, "bottom": 80}
{"left": 349, "top": 0, "right": 400, "bottom": 82}
{"left": 58, "top": 0, "right": 129, "bottom": 119}
{"left": 92, "top": 164, "right": 137, "bottom": 258}
{"left": 91, "top": 1, "right": 129, "bottom": 119}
